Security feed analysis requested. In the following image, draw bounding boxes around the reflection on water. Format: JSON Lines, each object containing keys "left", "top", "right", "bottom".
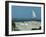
{"left": 12, "top": 21, "right": 41, "bottom": 31}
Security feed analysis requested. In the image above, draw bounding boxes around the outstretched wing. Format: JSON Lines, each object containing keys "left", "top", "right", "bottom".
{"left": 32, "top": 10, "right": 36, "bottom": 18}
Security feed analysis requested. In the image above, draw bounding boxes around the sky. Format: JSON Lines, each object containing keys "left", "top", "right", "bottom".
{"left": 12, "top": 6, "right": 41, "bottom": 20}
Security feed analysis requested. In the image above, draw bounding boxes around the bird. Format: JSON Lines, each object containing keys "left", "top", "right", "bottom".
{"left": 32, "top": 10, "right": 36, "bottom": 18}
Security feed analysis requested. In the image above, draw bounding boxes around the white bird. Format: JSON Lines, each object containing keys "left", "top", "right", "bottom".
{"left": 32, "top": 10, "right": 36, "bottom": 18}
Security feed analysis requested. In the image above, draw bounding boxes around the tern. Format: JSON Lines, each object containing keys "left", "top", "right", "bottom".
{"left": 32, "top": 10, "right": 36, "bottom": 18}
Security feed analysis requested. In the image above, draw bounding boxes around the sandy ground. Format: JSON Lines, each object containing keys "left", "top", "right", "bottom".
{"left": 14, "top": 21, "right": 41, "bottom": 31}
